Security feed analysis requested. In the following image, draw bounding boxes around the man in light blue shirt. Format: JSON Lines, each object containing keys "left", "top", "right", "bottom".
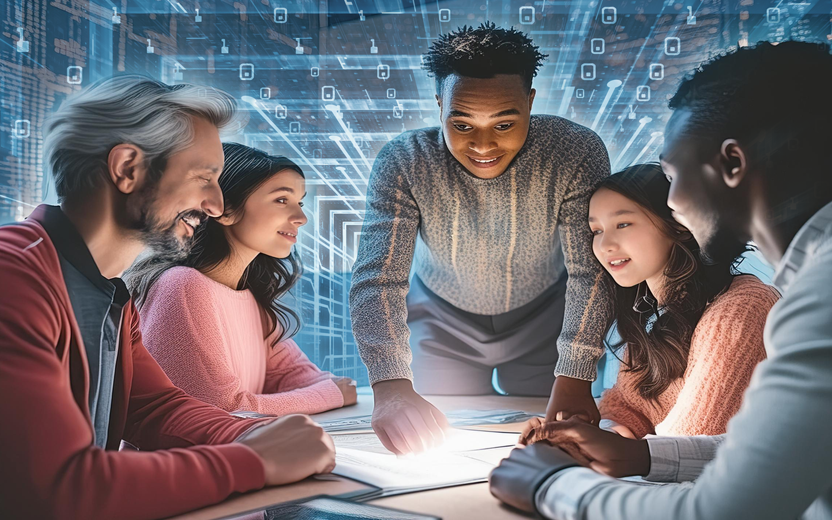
{"left": 489, "top": 40, "right": 832, "bottom": 520}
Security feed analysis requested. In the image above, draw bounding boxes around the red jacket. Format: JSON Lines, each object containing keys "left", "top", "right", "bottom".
{"left": 0, "top": 208, "right": 268, "bottom": 519}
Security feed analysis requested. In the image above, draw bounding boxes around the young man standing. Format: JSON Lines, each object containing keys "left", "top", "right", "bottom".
{"left": 0, "top": 76, "right": 335, "bottom": 520}
{"left": 490, "top": 41, "right": 832, "bottom": 520}
{"left": 350, "top": 24, "right": 612, "bottom": 455}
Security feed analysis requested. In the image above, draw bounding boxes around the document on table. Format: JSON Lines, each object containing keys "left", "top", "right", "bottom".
{"left": 319, "top": 409, "right": 540, "bottom": 433}
{"left": 331, "top": 429, "right": 519, "bottom": 498}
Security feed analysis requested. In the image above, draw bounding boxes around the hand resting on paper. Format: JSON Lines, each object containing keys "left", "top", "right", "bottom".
{"left": 371, "top": 379, "right": 451, "bottom": 455}
{"left": 518, "top": 416, "right": 651, "bottom": 478}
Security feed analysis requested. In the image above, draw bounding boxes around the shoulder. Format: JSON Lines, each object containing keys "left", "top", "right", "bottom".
{"left": 700, "top": 275, "right": 780, "bottom": 325}
{"left": 376, "top": 127, "right": 442, "bottom": 164}
{"left": 0, "top": 220, "right": 58, "bottom": 271}
{"left": 146, "top": 266, "right": 218, "bottom": 307}
{"left": 529, "top": 115, "right": 606, "bottom": 152}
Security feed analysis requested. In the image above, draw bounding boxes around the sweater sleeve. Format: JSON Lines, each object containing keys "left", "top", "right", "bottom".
{"left": 140, "top": 269, "right": 343, "bottom": 417}
{"left": 654, "top": 278, "right": 779, "bottom": 436}
{"left": 598, "top": 367, "right": 657, "bottom": 439}
{"left": 0, "top": 236, "right": 265, "bottom": 520}
{"left": 349, "top": 136, "right": 421, "bottom": 384}
{"left": 554, "top": 128, "right": 614, "bottom": 381}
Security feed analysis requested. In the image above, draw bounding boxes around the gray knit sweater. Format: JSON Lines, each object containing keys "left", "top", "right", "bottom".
{"left": 350, "top": 115, "right": 613, "bottom": 385}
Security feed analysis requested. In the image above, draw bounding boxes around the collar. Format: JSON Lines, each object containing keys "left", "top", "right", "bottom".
{"left": 28, "top": 205, "right": 130, "bottom": 303}
{"left": 772, "top": 200, "right": 832, "bottom": 292}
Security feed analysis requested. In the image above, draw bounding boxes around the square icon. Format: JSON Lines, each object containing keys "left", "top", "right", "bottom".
{"left": 387, "top": 88, "right": 396, "bottom": 98}
{"left": 240, "top": 63, "right": 254, "bottom": 81}
{"left": 393, "top": 105, "right": 404, "bottom": 118}
{"left": 581, "top": 63, "right": 596, "bottom": 80}
{"left": 575, "top": 88, "right": 585, "bottom": 99}
{"left": 311, "top": 66, "right": 319, "bottom": 77}
{"left": 260, "top": 87, "right": 271, "bottom": 99}
{"left": 274, "top": 7, "right": 287, "bottom": 23}
{"left": 665, "top": 37, "right": 680, "bottom": 55}
{"left": 519, "top": 6, "right": 535, "bottom": 24}
{"left": 602, "top": 6, "right": 617, "bottom": 24}
{"left": 649, "top": 63, "right": 664, "bottom": 80}
{"left": 637, "top": 85, "right": 651, "bottom": 102}
{"left": 13, "top": 119, "right": 30, "bottom": 138}
{"left": 275, "top": 105, "right": 287, "bottom": 118}
{"left": 377, "top": 64, "right": 390, "bottom": 80}
{"left": 67, "top": 66, "right": 83, "bottom": 84}
{"left": 439, "top": 8, "right": 450, "bottom": 22}
{"left": 289, "top": 121, "right": 301, "bottom": 134}
{"left": 322, "top": 85, "right": 336, "bottom": 101}
{"left": 766, "top": 7, "right": 780, "bottom": 23}
{"left": 591, "top": 38, "right": 605, "bottom": 55}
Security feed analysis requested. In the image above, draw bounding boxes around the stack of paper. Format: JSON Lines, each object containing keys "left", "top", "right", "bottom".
{"left": 331, "top": 429, "right": 519, "bottom": 499}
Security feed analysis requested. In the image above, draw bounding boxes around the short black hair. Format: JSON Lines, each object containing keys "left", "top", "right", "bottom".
{"left": 669, "top": 41, "right": 832, "bottom": 197}
{"left": 423, "top": 22, "right": 547, "bottom": 93}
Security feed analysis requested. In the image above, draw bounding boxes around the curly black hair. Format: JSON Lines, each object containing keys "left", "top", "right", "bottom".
{"left": 668, "top": 41, "right": 832, "bottom": 198}
{"left": 422, "top": 22, "right": 547, "bottom": 93}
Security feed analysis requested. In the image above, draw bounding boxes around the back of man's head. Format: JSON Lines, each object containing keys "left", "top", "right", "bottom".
{"left": 669, "top": 41, "right": 832, "bottom": 198}
{"left": 422, "top": 22, "right": 547, "bottom": 94}
{"left": 44, "top": 76, "right": 239, "bottom": 202}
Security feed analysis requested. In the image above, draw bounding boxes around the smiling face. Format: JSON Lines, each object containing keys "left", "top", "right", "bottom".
{"left": 437, "top": 74, "right": 535, "bottom": 179}
{"left": 660, "top": 109, "right": 751, "bottom": 265}
{"left": 220, "top": 168, "right": 308, "bottom": 260}
{"left": 132, "top": 116, "right": 225, "bottom": 256}
{"left": 589, "top": 187, "right": 676, "bottom": 289}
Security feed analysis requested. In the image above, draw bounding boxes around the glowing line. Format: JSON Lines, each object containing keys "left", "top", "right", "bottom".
{"left": 557, "top": 86, "right": 575, "bottom": 117}
{"left": 330, "top": 136, "right": 368, "bottom": 183}
{"left": 325, "top": 105, "right": 373, "bottom": 171}
{"left": 591, "top": 79, "right": 622, "bottom": 131}
{"left": 614, "top": 116, "right": 652, "bottom": 168}
{"left": 631, "top": 131, "right": 664, "bottom": 165}
{"left": 242, "top": 96, "right": 362, "bottom": 219}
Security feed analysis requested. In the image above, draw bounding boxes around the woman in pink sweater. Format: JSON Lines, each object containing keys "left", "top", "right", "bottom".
{"left": 526, "top": 163, "right": 778, "bottom": 443}
{"left": 126, "top": 143, "right": 356, "bottom": 416}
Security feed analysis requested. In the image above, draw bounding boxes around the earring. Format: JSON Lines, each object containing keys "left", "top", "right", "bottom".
{"left": 632, "top": 282, "right": 658, "bottom": 314}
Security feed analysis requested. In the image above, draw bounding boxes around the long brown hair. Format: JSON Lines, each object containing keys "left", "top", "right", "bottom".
{"left": 599, "top": 163, "right": 743, "bottom": 400}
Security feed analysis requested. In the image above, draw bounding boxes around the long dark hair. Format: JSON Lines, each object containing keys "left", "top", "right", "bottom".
{"left": 599, "top": 163, "right": 743, "bottom": 400}
{"left": 126, "top": 142, "right": 305, "bottom": 346}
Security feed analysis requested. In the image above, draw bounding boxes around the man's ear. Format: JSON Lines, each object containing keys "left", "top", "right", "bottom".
{"left": 107, "top": 144, "right": 147, "bottom": 195}
{"left": 528, "top": 88, "right": 536, "bottom": 112}
{"left": 719, "top": 139, "right": 748, "bottom": 189}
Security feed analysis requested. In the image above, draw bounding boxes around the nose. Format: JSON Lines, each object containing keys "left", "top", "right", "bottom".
{"left": 598, "top": 231, "right": 619, "bottom": 253}
{"left": 201, "top": 180, "right": 224, "bottom": 218}
{"left": 468, "top": 129, "right": 497, "bottom": 155}
{"left": 293, "top": 205, "right": 308, "bottom": 228}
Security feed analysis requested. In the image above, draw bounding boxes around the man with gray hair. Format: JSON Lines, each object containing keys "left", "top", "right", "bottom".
{"left": 0, "top": 76, "right": 336, "bottom": 520}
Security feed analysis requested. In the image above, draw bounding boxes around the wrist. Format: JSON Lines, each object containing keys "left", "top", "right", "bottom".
{"left": 555, "top": 375, "right": 592, "bottom": 391}
{"left": 632, "top": 439, "right": 651, "bottom": 476}
{"left": 372, "top": 378, "right": 414, "bottom": 399}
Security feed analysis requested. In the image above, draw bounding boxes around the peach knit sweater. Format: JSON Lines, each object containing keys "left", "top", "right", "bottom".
{"left": 138, "top": 266, "right": 343, "bottom": 416}
{"left": 598, "top": 275, "right": 780, "bottom": 439}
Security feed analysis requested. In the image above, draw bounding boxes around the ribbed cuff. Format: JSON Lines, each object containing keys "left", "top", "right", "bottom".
{"left": 315, "top": 378, "right": 346, "bottom": 408}
{"left": 216, "top": 443, "right": 267, "bottom": 493}
{"left": 554, "top": 351, "right": 598, "bottom": 381}
{"left": 366, "top": 356, "right": 414, "bottom": 386}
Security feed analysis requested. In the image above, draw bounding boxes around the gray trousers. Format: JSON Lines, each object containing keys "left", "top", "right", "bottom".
{"left": 407, "top": 275, "right": 566, "bottom": 397}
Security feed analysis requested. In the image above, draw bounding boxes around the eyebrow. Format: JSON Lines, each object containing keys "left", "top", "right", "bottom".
{"left": 269, "top": 187, "right": 308, "bottom": 198}
{"left": 448, "top": 108, "right": 522, "bottom": 118}
{"left": 588, "top": 209, "right": 636, "bottom": 222}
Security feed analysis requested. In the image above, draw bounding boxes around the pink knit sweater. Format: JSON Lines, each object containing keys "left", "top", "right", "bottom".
{"left": 598, "top": 275, "right": 779, "bottom": 439}
{"left": 139, "top": 266, "right": 343, "bottom": 416}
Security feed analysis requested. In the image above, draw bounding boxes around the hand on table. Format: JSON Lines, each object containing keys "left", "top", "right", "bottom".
{"left": 332, "top": 376, "right": 358, "bottom": 407}
{"left": 545, "top": 376, "right": 601, "bottom": 424}
{"left": 371, "top": 379, "right": 450, "bottom": 455}
{"left": 489, "top": 443, "right": 581, "bottom": 514}
{"left": 237, "top": 414, "right": 336, "bottom": 486}
{"left": 518, "top": 416, "right": 650, "bottom": 478}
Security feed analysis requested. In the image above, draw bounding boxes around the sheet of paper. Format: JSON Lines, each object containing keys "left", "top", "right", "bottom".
{"left": 320, "top": 409, "right": 540, "bottom": 432}
{"left": 332, "top": 429, "right": 518, "bottom": 495}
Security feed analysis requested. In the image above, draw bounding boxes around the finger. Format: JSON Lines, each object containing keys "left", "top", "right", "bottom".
{"left": 385, "top": 418, "right": 419, "bottom": 455}
{"left": 559, "top": 442, "right": 593, "bottom": 467}
{"left": 375, "top": 426, "right": 404, "bottom": 455}
{"left": 568, "top": 414, "right": 592, "bottom": 424}
{"left": 518, "top": 418, "right": 544, "bottom": 445}
{"left": 405, "top": 408, "right": 437, "bottom": 451}
{"left": 397, "top": 414, "right": 427, "bottom": 453}
{"left": 421, "top": 406, "right": 449, "bottom": 447}
{"left": 429, "top": 404, "right": 451, "bottom": 431}
{"left": 556, "top": 410, "right": 570, "bottom": 421}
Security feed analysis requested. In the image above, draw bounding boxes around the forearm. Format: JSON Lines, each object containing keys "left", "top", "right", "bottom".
{"left": 235, "top": 380, "right": 344, "bottom": 416}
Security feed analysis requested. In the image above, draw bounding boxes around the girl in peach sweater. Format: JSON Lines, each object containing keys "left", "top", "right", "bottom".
{"left": 587, "top": 163, "right": 779, "bottom": 439}
{"left": 126, "top": 143, "right": 356, "bottom": 416}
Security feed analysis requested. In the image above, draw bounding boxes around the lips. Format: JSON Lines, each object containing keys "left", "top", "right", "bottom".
{"left": 607, "top": 257, "right": 631, "bottom": 271}
{"left": 277, "top": 230, "right": 297, "bottom": 243}
{"left": 466, "top": 154, "right": 504, "bottom": 169}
